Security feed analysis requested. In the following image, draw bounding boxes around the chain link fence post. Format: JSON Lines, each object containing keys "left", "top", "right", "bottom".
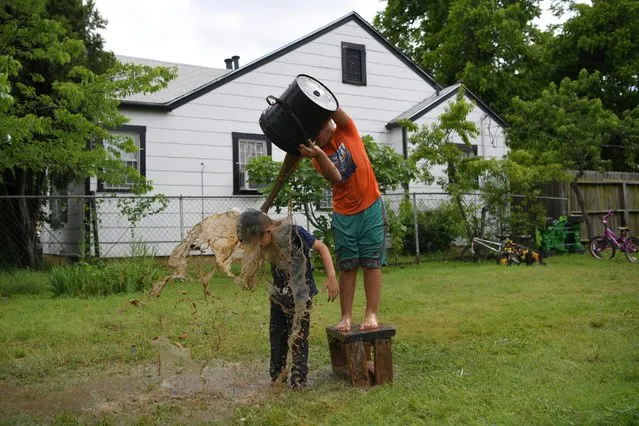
{"left": 412, "top": 193, "right": 420, "bottom": 263}
{"left": 179, "top": 195, "right": 184, "bottom": 239}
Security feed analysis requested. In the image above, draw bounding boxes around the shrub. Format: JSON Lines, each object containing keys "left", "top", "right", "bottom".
{"left": 400, "top": 202, "right": 461, "bottom": 255}
{"left": 49, "top": 257, "right": 166, "bottom": 298}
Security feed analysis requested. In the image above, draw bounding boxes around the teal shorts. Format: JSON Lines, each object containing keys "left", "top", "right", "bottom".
{"left": 332, "top": 198, "right": 387, "bottom": 271}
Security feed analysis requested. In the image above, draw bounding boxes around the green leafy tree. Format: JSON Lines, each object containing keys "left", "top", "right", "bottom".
{"left": 546, "top": 0, "right": 639, "bottom": 117}
{"left": 543, "top": 0, "right": 639, "bottom": 171}
{"left": 0, "top": 0, "right": 176, "bottom": 268}
{"left": 406, "top": 90, "right": 564, "bottom": 241}
{"left": 405, "top": 90, "right": 483, "bottom": 240}
{"left": 473, "top": 151, "right": 567, "bottom": 238}
{"left": 506, "top": 71, "right": 621, "bottom": 238}
{"left": 374, "top": 0, "right": 544, "bottom": 113}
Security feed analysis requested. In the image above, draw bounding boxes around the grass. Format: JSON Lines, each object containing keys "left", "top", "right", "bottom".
{"left": 0, "top": 254, "right": 638, "bottom": 424}
{"left": 0, "top": 269, "right": 50, "bottom": 297}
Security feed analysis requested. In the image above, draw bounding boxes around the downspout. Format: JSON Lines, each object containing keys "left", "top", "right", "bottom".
{"left": 480, "top": 113, "right": 488, "bottom": 158}
{"left": 84, "top": 177, "right": 91, "bottom": 257}
{"left": 402, "top": 126, "right": 409, "bottom": 193}
{"left": 402, "top": 127, "right": 408, "bottom": 160}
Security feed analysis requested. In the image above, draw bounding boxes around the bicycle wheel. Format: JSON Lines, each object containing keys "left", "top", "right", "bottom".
{"left": 496, "top": 252, "right": 517, "bottom": 266}
{"left": 464, "top": 244, "right": 489, "bottom": 261}
{"left": 476, "top": 244, "right": 493, "bottom": 261}
{"left": 624, "top": 237, "right": 639, "bottom": 263}
{"left": 460, "top": 246, "right": 475, "bottom": 262}
{"left": 589, "top": 237, "right": 616, "bottom": 260}
{"left": 525, "top": 249, "right": 545, "bottom": 265}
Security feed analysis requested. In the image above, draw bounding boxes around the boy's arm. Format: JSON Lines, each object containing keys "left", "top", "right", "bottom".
{"left": 331, "top": 107, "right": 350, "bottom": 128}
{"left": 298, "top": 144, "right": 342, "bottom": 183}
{"left": 312, "top": 239, "right": 339, "bottom": 302}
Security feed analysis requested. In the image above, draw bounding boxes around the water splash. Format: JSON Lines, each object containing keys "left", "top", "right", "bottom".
{"left": 153, "top": 336, "right": 205, "bottom": 397}
{"left": 148, "top": 209, "right": 243, "bottom": 298}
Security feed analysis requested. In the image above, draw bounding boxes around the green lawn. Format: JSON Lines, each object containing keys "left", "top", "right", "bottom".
{"left": 1, "top": 255, "right": 638, "bottom": 425}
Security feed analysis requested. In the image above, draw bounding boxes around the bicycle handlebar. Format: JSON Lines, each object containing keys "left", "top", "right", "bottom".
{"left": 602, "top": 210, "right": 613, "bottom": 223}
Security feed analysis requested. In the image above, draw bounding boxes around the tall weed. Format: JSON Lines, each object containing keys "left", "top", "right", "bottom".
{"left": 49, "top": 258, "right": 165, "bottom": 297}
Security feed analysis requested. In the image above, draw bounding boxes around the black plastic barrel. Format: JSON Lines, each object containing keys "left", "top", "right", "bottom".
{"left": 259, "top": 74, "right": 339, "bottom": 155}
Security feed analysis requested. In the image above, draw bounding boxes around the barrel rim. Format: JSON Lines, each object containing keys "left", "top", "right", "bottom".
{"left": 295, "top": 74, "right": 340, "bottom": 112}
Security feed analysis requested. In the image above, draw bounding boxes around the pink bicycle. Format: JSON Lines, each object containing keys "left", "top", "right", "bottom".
{"left": 589, "top": 210, "right": 639, "bottom": 263}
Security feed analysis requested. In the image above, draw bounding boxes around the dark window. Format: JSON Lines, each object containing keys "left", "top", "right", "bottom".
{"left": 448, "top": 144, "right": 478, "bottom": 184}
{"left": 455, "top": 143, "right": 478, "bottom": 159}
{"left": 342, "top": 42, "right": 367, "bottom": 86}
{"left": 98, "top": 125, "right": 146, "bottom": 193}
{"left": 232, "top": 132, "right": 272, "bottom": 195}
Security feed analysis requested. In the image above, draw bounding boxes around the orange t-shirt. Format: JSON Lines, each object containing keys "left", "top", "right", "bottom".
{"left": 312, "top": 118, "right": 380, "bottom": 215}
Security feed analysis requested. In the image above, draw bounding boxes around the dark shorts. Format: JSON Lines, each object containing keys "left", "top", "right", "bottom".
{"left": 332, "top": 197, "right": 386, "bottom": 271}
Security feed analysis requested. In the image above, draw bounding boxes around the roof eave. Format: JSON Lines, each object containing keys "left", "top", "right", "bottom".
{"left": 386, "top": 83, "right": 509, "bottom": 129}
{"left": 163, "top": 11, "right": 442, "bottom": 110}
{"left": 119, "top": 100, "right": 172, "bottom": 111}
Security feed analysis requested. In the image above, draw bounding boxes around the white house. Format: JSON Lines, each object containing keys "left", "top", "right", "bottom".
{"left": 43, "top": 12, "right": 507, "bottom": 258}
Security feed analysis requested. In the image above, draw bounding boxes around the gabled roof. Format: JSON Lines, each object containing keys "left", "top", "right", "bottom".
{"left": 386, "top": 83, "right": 508, "bottom": 129}
{"left": 119, "top": 11, "right": 442, "bottom": 111}
{"left": 117, "top": 55, "right": 230, "bottom": 108}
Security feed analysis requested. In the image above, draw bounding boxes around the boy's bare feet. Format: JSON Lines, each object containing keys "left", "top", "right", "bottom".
{"left": 360, "top": 313, "right": 378, "bottom": 330}
{"left": 335, "top": 317, "right": 352, "bottom": 332}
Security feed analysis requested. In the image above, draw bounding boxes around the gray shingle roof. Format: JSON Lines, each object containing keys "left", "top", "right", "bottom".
{"left": 117, "top": 55, "right": 230, "bottom": 105}
{"left": 387, "top": 83, "right": 507, "bottom": 128}
{"left": 390, "top": 83, "right": 462, "bottom": 123}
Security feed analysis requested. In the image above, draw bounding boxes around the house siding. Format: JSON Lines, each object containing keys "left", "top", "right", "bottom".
{"left": 114, "top": 20, "right": 436, "bottom": 198}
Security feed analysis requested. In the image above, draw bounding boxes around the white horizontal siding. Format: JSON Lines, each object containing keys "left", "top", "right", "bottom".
{"left": 117, "top": 19, "right": 448, "bottom": 204}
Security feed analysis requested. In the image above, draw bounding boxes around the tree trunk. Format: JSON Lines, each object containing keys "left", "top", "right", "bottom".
{"left": 0, "top": 198, "right": 41, "bottom": 269}
{"left": 570, "top": 180, "right": 594, "bottom": 240}
{"left": 0, "top": 169, "right": 43, "bottom": 269}
{"left": 454, "top": 193, "right": 474, "bottom": 241}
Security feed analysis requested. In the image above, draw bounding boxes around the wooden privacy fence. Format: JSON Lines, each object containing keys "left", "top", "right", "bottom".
{"left": 543, "top": 171, "right": 639, "bottom": 241}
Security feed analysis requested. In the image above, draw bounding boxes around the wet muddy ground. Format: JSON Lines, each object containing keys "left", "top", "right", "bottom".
{"left": 0, "top": 360, "right": 273, "bottom": 424}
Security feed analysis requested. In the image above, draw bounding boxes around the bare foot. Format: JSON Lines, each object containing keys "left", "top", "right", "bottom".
{"left": 335, "top": 317, "right": 352, "bottom": 332}
{"left": 360, "top": 313, "right": 378, "bottom": 330}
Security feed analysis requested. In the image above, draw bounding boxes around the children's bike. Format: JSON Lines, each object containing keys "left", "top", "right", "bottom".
{"left": 589, "top": 211, "right": 639, "bottom": 263}
{"left": 462, "top": 234, "right": 544, "bottom": 266}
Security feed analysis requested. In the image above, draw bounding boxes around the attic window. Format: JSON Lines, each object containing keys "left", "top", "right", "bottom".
{"left": 341, "top": 42, "right": 366, "bottom": 86}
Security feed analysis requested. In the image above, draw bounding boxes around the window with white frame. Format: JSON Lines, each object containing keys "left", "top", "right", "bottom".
{"left": 98, "top": 125, "right": 146, "bottom": 192}
{"left": 232, "top": 133, "right": 271, "bottom": 194}
{"left": 318, "top": 187, "right": 333, "bottom": 210}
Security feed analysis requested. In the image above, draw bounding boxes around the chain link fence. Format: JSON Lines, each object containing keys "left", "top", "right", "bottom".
{"left": 1, "top": 192, "right": 562, "bottom": 268}
{"left": 0, "top": 193, "right": 456, "bottom": 267}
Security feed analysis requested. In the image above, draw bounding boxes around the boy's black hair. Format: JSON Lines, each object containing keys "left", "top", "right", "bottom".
{"left": 236, "top": 209, "right": 273, "bottom": 244}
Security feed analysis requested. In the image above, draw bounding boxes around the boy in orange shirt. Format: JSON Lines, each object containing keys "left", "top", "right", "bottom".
{"left": 298, "top": 107, "right": 385, "bottom": 331}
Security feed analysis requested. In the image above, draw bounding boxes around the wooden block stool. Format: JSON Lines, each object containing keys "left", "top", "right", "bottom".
{"left": 326, "top": 324, "right": 396, "bottom": 387}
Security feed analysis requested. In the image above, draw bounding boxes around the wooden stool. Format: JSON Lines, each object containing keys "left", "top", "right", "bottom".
{"left": 326, "top": 324, "right": 396, "bottom": 387}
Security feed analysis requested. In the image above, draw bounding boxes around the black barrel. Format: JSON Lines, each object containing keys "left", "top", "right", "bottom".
{"left": 259, "top": 74, "right": 339, "bottom": 155}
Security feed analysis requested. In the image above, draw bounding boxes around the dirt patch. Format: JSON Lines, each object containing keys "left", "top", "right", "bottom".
{"left": 0, "top": 360, "right": 271, "bottom": 424}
